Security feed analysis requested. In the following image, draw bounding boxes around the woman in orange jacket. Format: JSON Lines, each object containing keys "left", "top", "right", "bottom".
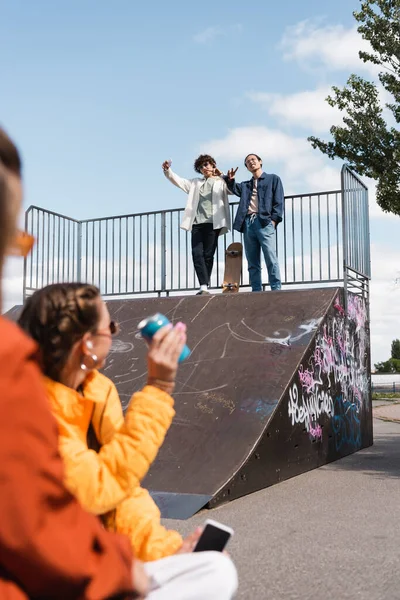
{"left": 19, "top": 281, "right": 187, "bottom": 561}
{"left": 1, "top": 126, "right": 238, "bottom": 599}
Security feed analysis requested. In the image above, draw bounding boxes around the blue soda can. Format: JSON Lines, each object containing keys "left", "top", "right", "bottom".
{"left": 137, "top": 313, "right": 191, "bottom": 363}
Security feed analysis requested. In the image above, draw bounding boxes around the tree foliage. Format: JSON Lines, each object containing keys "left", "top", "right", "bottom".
{"left": 374, "top": 358, "right": 400, "bottom": 372}
{"left": 391, "top": 338, "right": 400, "bottom": 358}
{"left": 309, "top": 0, "right": 400, "bottom": 215}
{"left": 374, "top": 338, "right": 400, "bottom": 370}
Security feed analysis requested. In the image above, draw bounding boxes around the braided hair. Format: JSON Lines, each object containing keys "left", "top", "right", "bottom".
{"left": 18, "top": 283, "right": 101, "bottom": 381}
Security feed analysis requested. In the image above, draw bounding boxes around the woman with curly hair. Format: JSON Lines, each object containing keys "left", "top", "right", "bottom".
{"left": 18, "top": 282, "right": 238, "bottom": 599}
{"left": 162, "top": 155, "right": 231, "bottom": 294}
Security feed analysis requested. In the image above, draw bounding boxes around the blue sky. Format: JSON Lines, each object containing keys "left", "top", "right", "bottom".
{"left": 1, "top": 0, "right": 357, "bottom": 215}
{"left": 1, "top": 0, "right": 400, "bottom": 364}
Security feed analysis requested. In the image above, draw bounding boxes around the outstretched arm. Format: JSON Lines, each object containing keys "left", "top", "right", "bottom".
{"left": 224, "top": 167, "right": 242, "bottom": 197}
{"left": 162, "top": 160, "right": 192, "bottom": 194}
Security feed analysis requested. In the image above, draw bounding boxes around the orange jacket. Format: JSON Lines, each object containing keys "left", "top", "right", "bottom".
{"left": 44, "top": 371, "right": 183, "bottom": 561}
{"left": 0, "top": 317, "right": 135, "bottom": 600}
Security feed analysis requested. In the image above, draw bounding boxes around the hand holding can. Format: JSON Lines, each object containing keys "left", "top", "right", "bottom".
{"left": 138, "top": 313, "right": 190, "bottom": 363}
{"left": 139, "top": 314, "right": 190, "bottom": 393}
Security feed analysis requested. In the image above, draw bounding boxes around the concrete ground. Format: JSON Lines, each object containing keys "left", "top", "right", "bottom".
{"left": 373, "top": 400, "right": 400, "bottom": 423}
{"left": 163, "top": 416, "right": 400, "bottom": 600}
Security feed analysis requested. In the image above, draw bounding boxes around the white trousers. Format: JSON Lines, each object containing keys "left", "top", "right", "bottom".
{"left": 145, "top": 551, "right": 238, "bottom": 599}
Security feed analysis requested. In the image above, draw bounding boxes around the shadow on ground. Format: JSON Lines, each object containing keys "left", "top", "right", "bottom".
{"left": 326, "top": 419, "right": 400, "bottom": 479}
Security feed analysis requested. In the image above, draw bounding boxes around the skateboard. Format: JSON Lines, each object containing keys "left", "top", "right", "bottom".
{"left": 222, "top": 242, "right": 243, "bottom": 293}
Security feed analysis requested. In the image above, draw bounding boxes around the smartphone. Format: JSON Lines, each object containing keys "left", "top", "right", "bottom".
{"left": 193, "top": 519, "right": 234, "bottom": 553}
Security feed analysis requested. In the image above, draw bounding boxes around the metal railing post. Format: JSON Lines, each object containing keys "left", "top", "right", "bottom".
{"left": 161, "top": 211, "right": 166, "bottom": 293}
{"left": 341, "top": 166, "right": 348, "bottom": 309}
{"left": 77, "top": 221, "right": 82, "bottom": 282}
{"left": 22, "top": 208, "right": 29, "bottom": 302}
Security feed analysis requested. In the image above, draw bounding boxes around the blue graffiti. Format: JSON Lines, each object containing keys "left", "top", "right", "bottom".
{"left": 240, "top": 398, "right": 276, "bottom": 419}
{"left": 332, "top": 395, "right": 362, "bottom": 451}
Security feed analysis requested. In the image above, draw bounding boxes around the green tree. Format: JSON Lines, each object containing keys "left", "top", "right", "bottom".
{"left": 374, "top": 358, "right": 400, "bottom": 372}
{"left": 391, "top": 338, "right": 400, "bottom": 358}
{"left": 309, "top": 0, "right": 400, "bottom": 215}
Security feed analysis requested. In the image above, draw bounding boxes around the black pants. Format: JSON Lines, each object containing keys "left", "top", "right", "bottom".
{"left": 191, "top": 223, "right": 220, "bottom": 286}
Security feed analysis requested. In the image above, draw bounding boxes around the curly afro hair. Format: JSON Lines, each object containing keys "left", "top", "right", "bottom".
{"left": 194, "top": 154, "right": 217, "bottom": 174}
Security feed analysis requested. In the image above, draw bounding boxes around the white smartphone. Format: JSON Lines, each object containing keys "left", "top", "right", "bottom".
{"left": 193, "top": 519, "right": 234, "bottom": 553}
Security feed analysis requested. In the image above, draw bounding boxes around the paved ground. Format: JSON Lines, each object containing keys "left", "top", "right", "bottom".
{"left": 373, "top": 400, "right": 400, "bottom": 423}
{"left": 163, "top": 417, "right": 400, "bottom": 599}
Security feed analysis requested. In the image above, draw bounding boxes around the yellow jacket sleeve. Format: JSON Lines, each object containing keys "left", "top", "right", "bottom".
{"left": 58, "top": 384, "right": 175, "bottom": 515}
{"left": 109, "top": 487, "right": 183, "bottom": 562}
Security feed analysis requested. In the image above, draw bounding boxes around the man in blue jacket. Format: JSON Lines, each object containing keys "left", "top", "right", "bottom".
{"left": 226, "top": 154, "right": 284, "bottom": 291}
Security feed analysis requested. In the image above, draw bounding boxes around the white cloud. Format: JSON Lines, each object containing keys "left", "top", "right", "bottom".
{"left": 280, "top": 20, "right": 377, "bottom": 76}
{"left": 193, "top": 26, "right": 223, "bottom": 44}
{"left": 193, "top": 23, "right": 242, "bottom": 44}
{"left": 200, "top": 125, "right": 340, "bottom": 193}
{"left": 247, "top": 87, "right": 343, "bottom": 134}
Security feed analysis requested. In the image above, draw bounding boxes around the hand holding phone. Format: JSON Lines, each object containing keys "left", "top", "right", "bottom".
{"left": 193, "top": 519, "right": 234, "bottom": 553}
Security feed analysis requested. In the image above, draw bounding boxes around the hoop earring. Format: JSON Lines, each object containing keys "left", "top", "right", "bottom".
{"left": 80, "top": 352, "right": 99, "bottom": 371}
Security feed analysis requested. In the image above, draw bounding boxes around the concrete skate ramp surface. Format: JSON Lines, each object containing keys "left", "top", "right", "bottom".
{"left": 105, "top": 287, "right": 373, "bottom": 519}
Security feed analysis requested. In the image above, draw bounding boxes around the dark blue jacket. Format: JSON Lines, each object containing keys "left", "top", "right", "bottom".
{"left": 225, "top": 172, "right": 284, "bottom": 233}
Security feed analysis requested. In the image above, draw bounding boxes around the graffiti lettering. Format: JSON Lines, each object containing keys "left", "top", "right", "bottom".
{"left": 288, "top": 383, "right": 333, "bottom": 432}
{"left": 309, "top": 423, "right": 323, "bottom": 441}
{"left": 265, "top": 318, "right": 322, "bottom": 347}
{"left": 287, "top": 293, "right": 369, "bottom": 448}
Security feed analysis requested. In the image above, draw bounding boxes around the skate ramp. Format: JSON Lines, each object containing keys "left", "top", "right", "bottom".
{"left": 105, "top": 288, "right": 372, "bottom": 519}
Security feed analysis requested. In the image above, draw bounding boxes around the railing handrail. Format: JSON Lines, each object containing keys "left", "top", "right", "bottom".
{"left": 25, "top": 205, "right": 80, "bottom": 223}
{"left": 341, "top": 165, "right": 368, "bottom": 190}
{"left": 25, "top": 189, "right": 342, "bottom": 225}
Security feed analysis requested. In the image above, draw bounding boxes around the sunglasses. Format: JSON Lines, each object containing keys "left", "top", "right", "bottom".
{"left": 93, "top": 320, "right": 120, "bottom": 339}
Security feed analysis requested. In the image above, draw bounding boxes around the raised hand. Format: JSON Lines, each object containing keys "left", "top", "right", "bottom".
{"left": 226, "top": 167, "right": 238, "bottom": 180}
{"left": 146, "top": 322, "right": 187, "bottom": 392}
{"left": 162, "top": 159, "right": 172, "bottom": 171}
{"left": 214, "top": 167, "right": 224, "bottom": 177}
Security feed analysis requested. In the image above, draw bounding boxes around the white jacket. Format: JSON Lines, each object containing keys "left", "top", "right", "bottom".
{"left": 164, "top": 168, "right": 231, "bottom": 235}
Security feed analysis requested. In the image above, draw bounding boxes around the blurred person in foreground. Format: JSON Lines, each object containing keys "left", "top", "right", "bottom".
{"left": 0, "top": 126, "right": 237, "bottom": 599}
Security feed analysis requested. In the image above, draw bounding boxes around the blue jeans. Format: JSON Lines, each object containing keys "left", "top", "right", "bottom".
{"left": 243, "top": 214, "right": 281, "bottom": 291}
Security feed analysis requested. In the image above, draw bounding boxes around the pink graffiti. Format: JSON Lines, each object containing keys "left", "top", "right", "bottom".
{"left": 309, "top": 423, "right": 323, "bottom": 440}
{"left": 334, "top": 296, "right": 345, "bottom": 315}
{"left": 347, "top": 295, "right": 367, "bottom": 332}
{"left": 336, "top": 332, "right": 346, "bottom": 355}
{"left": 298, "top": 365, "right": 321, "bottom": 393}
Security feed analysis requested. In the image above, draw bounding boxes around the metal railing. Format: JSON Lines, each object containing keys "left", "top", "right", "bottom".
{"left": 372, "top": 383, "right": 400, "bottom": 395}
{"left": 23, "top": 166, "right": 370, "bottom": 300}
{"left": 341, "top": 166, "right": 370, "bottom": 304}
